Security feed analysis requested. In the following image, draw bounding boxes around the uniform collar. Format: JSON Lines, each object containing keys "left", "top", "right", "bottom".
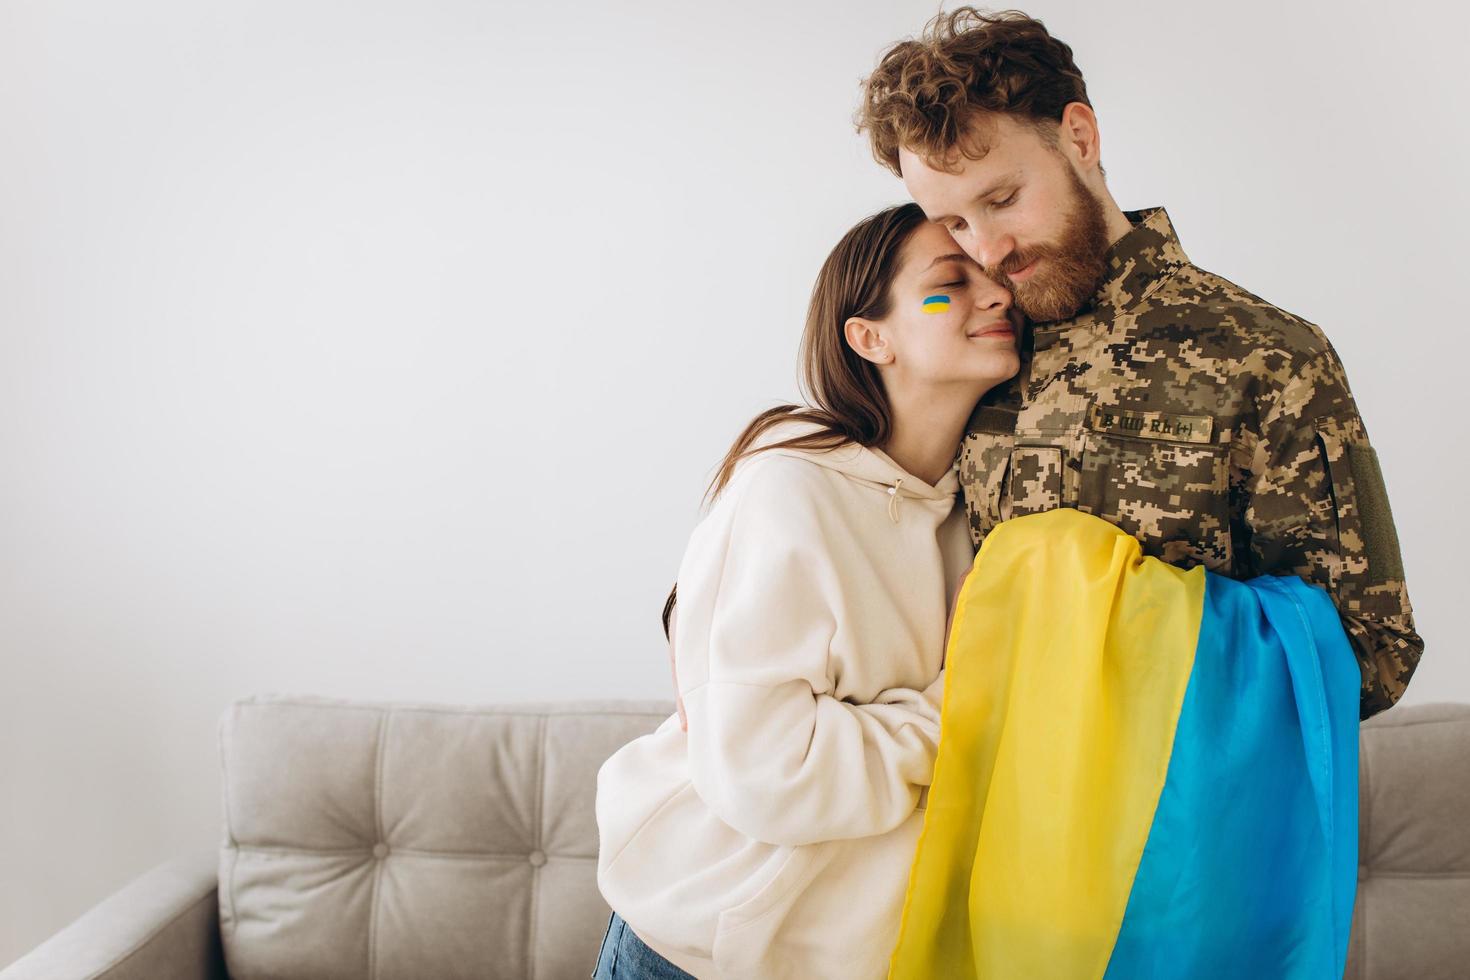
{"left": 1032, "top": 205, "right": 1189, "bottom": 334}
{"left": 1088, "top": 205, "right": 1189, "bottom": 319}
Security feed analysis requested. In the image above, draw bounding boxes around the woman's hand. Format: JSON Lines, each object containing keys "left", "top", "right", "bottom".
{"left": 668, "top": 604, "right": 688, "bottom": 731}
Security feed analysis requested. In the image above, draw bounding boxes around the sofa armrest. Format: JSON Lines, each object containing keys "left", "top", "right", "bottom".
{"left": 0, "top": 850, "right": 225, "bottom": 980}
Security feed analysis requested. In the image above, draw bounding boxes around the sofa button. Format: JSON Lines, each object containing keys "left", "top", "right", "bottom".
{"left": 528, "top": 850, "right": 546, "bottom": 867}
{"left": 373, "top": 843, "right": 389, "bottom": 859}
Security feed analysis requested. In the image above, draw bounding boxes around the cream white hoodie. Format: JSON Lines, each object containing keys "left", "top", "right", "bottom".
{"left": 594, "top": 415, "right": 975, "bottom": 979}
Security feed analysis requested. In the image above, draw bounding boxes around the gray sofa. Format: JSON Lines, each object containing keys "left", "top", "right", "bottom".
{"left": 4, "top": 695, "right": 1468, "bottom": 980}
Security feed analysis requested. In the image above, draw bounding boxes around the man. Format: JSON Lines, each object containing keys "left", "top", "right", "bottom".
{"left": 854, "top": 7, "right": 1421, "bottom": 719}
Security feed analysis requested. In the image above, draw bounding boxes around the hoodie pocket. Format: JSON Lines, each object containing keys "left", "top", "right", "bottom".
{"left": 711, "top": 843, "right": 835, "bottom": 977}
{"left": 600, "top": 781, "right": 836, "bottom": 971}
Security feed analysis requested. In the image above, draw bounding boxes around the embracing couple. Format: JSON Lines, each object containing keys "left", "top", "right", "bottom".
{"left": 591, "top": 8, "right": 1423, "bottom": 979}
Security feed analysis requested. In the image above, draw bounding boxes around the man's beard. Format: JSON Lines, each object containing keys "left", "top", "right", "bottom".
{"left": 988, "top": 164, "right": 1112, "bottom": 323}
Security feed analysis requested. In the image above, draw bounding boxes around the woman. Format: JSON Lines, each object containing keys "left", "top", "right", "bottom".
{"left": 592, "top": 202, "right": 1021, "bottom": 979}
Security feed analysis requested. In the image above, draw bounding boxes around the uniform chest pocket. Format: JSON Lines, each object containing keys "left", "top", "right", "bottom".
{"left": 958, "top": 422, "right": 1016, "bottom": 545}
{"left": 1004, "top": 444, "right": 1066, "bottom": 520}
{"left": 1079, "top": 431, "right": 1232, "bottom": 572}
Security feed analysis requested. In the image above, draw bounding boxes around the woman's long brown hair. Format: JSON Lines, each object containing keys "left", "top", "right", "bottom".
{"left": 661, "top": 201, "right": 931, "bottom": 641}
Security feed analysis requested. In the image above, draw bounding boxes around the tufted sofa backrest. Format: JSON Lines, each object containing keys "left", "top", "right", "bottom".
{"left": 218, "top": 695, "right": 1470, "bottom": 980}
{"left": 217, "top": 694, "right": 671, "bottom": 980}
{"left": 1347, "top": 701, "right": 1470, "bottom": 979}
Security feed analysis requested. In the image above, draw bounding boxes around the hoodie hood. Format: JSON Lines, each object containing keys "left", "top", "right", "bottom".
{"left": 739, "top": 415, "right": 960, "bottom": 524}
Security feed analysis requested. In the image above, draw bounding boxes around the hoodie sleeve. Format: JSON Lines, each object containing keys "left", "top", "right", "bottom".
{"left": 675, "top": 455, "right": 943, "bottom": 847}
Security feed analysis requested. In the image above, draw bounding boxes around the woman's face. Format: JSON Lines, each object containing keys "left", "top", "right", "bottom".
{"left": 847, "top": 220, "right": 1022, "bottom": 394}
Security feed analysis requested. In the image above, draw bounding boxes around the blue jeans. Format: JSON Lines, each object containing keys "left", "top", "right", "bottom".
{"left": 591, "top": 910, "right": 698, "bottom": 979}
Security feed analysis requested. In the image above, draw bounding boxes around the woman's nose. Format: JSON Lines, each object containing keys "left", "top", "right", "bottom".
{"left": 974, "top": 277, "right": 1013, "bottom": 312}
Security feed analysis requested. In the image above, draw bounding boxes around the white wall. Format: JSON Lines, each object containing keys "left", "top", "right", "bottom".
{"left": 2, "top": 0, "right": 1465, "bottom": 965}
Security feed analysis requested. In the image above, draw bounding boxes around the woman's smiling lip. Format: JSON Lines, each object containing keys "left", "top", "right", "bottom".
{"left": 967, "top": 319, "right": 1014, "bottom": 338}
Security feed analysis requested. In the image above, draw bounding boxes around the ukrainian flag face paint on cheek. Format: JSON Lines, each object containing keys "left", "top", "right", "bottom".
{"left": 921, "top": 294, "right": 951, "bottom": 314}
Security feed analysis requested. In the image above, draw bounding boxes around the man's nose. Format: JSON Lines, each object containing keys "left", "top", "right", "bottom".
{"left": 961, "top": 227, "right": 1015, "bottom": 273}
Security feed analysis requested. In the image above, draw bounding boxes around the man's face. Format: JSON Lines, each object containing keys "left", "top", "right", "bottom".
{"left": 899, "top": 113, "right": 1111, "bottom": 323}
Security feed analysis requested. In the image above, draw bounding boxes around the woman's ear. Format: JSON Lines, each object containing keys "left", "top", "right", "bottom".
{"left": 844, "top": 315, "right": 890, "bottom": 365}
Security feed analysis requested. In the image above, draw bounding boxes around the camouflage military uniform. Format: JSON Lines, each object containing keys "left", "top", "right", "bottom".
{"left": 960, "top": 206, "right": 1421, "bottom": 720}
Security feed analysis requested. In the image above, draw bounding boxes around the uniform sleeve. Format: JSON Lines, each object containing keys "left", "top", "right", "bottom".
{"left": 675, "top": 458, "right": 943, "bottom": 847}
{"left": 1243, "top": 344, "right": 1424, "bottom": 720}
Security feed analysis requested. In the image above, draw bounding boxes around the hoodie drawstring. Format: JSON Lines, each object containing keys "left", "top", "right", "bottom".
{"left": 887, "top": 478, "right": 904, "bottom": 524}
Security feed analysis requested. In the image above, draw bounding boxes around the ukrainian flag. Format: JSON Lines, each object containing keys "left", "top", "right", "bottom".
{"left": 922, "top": 294, "right": 951, "bottom": 313}
{"left": 889, "top": 508, "right": 1360, "bottom": 980}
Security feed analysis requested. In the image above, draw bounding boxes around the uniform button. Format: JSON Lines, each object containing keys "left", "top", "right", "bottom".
{"left": 528, "top": 850, "right": 547, "bottom": 867}
{"left": 372, "top": 843, "right": 389, "bottom": 859}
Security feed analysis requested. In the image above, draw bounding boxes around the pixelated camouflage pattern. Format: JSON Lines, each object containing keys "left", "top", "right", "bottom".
{"left": 959, "top": 206, "right": 1422, "bottom": 720}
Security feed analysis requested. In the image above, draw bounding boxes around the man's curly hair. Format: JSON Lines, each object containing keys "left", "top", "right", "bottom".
{"left": 855, "top": 7, "right": 1098, "bottom": 179}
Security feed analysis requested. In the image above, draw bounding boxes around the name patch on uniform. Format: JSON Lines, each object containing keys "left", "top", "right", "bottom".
{"left": 1087, "top": 404, "right": 1215, "bottom": 445}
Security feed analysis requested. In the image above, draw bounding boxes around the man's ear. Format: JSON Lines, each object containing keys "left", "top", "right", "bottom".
{"left": 1058, "top": 101, "right": 1103, "bottom": 173}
